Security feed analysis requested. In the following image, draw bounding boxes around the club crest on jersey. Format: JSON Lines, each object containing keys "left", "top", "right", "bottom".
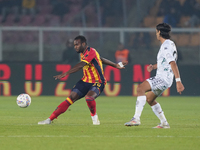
{"left": 81, "top": 55, "right": 85, "bottom": 60}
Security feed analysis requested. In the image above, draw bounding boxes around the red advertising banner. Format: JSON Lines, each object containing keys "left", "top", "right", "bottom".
{"left": 0, "top": 63, "right": 198, "bottom": 96}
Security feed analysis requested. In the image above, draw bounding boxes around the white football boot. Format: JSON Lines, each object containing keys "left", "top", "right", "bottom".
{"left": 38, "top": 118, "right": 51, "bottom": 125}
{"left": 91, "top": 114, "right": 100, "bottom": 125}
{"left": 124, "top": 117, "right": 141, "bottom": 126}
{"left": 153, "top": 122, "right": 170, "bottom": 128}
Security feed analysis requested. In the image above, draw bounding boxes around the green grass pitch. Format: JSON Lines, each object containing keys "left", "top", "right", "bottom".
{"left": 0, "top": 96, "right": 200, "bottom": 150}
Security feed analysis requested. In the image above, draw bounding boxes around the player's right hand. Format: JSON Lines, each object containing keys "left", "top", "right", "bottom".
{"left": 53, "top": 73, "right": 66, "bottom": 80}
{"left": 147, "top": 64, "right": 153, "bottom": 72}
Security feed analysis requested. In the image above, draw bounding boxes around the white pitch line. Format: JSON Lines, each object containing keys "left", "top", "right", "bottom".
{"left": 0, "top": 135, "right": 200, "bottom": 138}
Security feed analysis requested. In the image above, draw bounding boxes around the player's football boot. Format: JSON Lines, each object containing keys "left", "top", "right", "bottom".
{"left": 91, "top": 114, "right": 100, "bottom": 125}
{"left": 153, "top": 122, "right": 170, "bottom": 128}
{"left": 124, "top": 117, "right": 141, "bottom": 126}
{"left": 38, "top": 118, "right": 51, "bottom": 125}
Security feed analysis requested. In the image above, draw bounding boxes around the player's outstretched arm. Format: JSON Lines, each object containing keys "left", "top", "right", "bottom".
{"left": 170, "top": 61, "right": 185, "bottom": 94}
{"left": 53, "top": 61, "right": 87, "bottom": 80}
{"left": 100, "top": 57, "right": 128, "bottom": 69}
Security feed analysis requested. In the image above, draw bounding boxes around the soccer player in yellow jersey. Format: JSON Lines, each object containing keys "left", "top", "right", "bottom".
{"left": 38, "top": 35, "right": 127, "bottom": 125}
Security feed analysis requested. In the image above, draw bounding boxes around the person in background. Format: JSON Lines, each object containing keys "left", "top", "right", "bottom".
{"left": 62, "top": 38, "right": 80, "bottom": 64}
{"left": 22, "top": 0, "right": 36, "bottom": 19}
{"left": 158, "top": 0, "right": 181, "bottom": 27}
{"left": 115, "top": 43, "right": 131, "bottom": 64}
{"left": 163, "top": 7, "right": 179, "bottom": 27}
{"left": 183, "top": 0, "right": 200, "bottom": 27}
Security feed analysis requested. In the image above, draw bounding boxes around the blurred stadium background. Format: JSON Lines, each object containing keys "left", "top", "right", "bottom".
{"left": 1, "top": 0, "right": 200, "bottom": 63}
{"left": 0, "top": 0, "right": 200, "bottom": 96}
{"left": 1, "top": 2, "right": 199, "bottom": 149}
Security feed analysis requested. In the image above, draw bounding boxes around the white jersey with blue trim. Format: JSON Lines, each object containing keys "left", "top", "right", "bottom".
{"left": 156, "top": 39, "right": 177, "bottom": 87}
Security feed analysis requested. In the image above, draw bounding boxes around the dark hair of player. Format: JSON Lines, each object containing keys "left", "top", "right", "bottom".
{"left": 156, "top": 23, "right": 171, "bottom": 39}
{"left": 74, "top": 35, "right": 87, "bottom": 45}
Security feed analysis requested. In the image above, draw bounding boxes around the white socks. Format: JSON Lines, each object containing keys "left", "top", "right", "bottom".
{"left": 151, "top": 103, "right": 168, "bottom": 124}
{"left": 133, "top": 96, "right": 146, "bottom": 120}
{"left": 133, "top": 96, "right": 168, "bottom": 125}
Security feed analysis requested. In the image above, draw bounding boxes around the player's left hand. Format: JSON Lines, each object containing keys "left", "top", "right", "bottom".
{"left": 116, "top": 61, "right": 128, "bottom": 69}
{"left": 176, "top": 81, "right": 185, "bottom": 94}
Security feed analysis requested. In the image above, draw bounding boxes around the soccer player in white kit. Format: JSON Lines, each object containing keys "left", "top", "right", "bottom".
{"left": 124, "top": 23, "right": 185, "bottom": 128}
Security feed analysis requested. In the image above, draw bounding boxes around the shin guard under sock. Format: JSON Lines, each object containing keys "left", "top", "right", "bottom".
{"left": 134, "top": 95, "right": 147, "bottom": 120}
{"left": 85, "top": 96, "right": 96, "bottom": 116}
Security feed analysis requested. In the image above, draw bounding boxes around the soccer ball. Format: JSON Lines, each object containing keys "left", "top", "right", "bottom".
{"left": 16, "top": 93, "right": 31, "bottom": 108}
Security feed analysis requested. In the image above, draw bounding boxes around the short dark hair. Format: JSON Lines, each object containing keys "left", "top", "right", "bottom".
{"left": 74, "top": 35, "right": 87, "bottom": 44}
{"left": 156, "top": 23, "right": 171, "bottom": 39}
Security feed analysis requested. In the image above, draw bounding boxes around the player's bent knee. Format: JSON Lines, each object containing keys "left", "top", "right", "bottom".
{"left": 146, "top": 98, "right": 152, "bottom": 105}
{"left": 69, "top": 92, "right": 80, "bottom": 102}
{"left": 86, "top": 91, "right": 98, "bottom": 98}
{"left": 146, "top": 97, "right": 157, "bottom": 106}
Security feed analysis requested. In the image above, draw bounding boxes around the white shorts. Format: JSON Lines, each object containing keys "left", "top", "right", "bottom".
{"left": 146, "top": 76, "right": 169, "bottom": 96}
